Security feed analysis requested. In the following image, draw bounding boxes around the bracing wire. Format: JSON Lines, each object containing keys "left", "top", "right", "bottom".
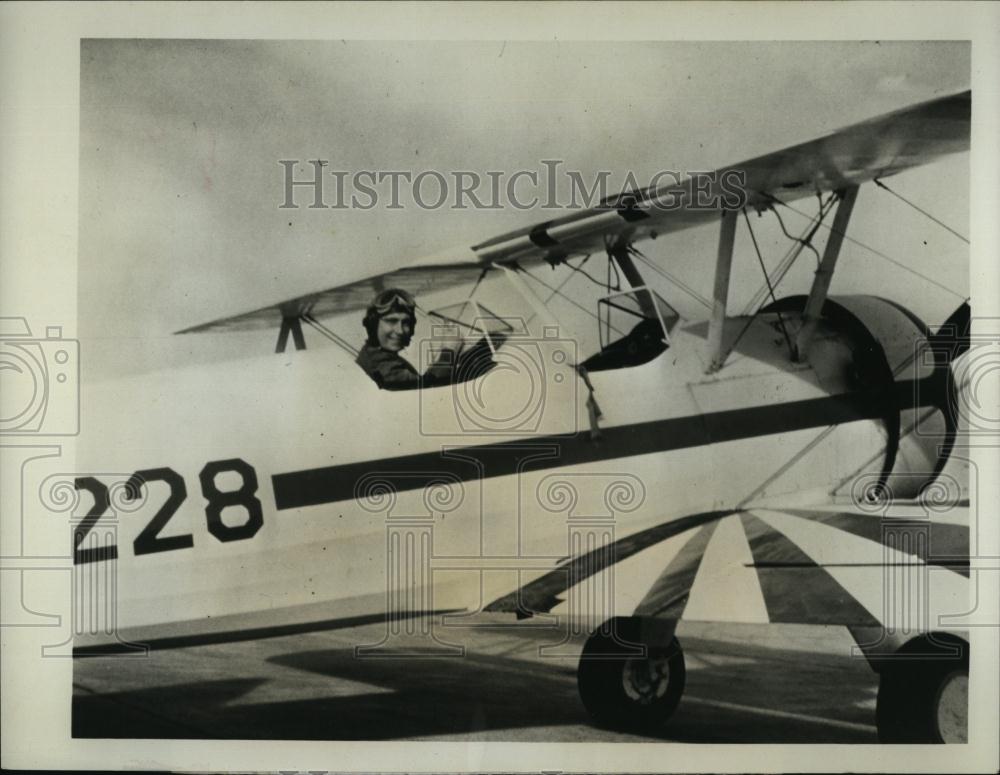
{"left": 874, "top": 178, "right": 969, "bottom": 244}
{"left": 741, "top": 193, "right": 835, "bottom": 315}
{"left": 766, "top": 192, "right": 966, "bottom": 301}
{"left": 742, "top": 208, "right": 795, "bottom": 359}
{"left": 540, "top": 256, "right": 588, "bottom": 307}
{"left": 301, "top": 313, "right": 359, "bottom": 358}
{"left": 563, "top": 253, "right": 609, "bottom": 289}
{"left": 770, "top": 195, "right": 829, "bottom": 267}
{"left": 519, "top": 264, "right": 604, "bottom": 323}
{"left": 627, "top": 245, "right": 713, "bottom": 310}
{"left": 468, "top": 266, "right": 490, "bottom": 297}
{"left": 603, "top": 235, "right": 623, "bottom": 292}
{"left": 607, "top": 252, "right": 622, "bottom": 292}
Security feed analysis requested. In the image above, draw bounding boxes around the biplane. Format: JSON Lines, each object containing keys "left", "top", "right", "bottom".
{"left": 59, "top": 90, "right": 971, "bottom": 743}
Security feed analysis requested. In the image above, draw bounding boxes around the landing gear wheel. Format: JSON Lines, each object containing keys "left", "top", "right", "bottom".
{"left": 577, "top": 620, "right": 686, "bottom": 732}
{"left": 876, "top": 638, "right": 969, "bottom": 743}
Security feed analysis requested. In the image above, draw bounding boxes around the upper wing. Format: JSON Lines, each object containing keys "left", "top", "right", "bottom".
{"left": 177, "top": 253, "right": 489, "bottom": 334}
{"left": 472, "top": 89, "right": 970, "bottom": 263}
{"left": 178, "top": 90, "right": 969, "bottom": 335}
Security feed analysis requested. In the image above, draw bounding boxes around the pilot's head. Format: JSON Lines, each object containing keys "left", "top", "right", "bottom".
{"left": 363, "top": 288, "right": 417, "bottom": 352}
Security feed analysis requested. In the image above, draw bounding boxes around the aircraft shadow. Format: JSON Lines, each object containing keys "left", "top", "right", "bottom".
{"left": 263, "top": 647, "right": 591, "bottom": 739}
{"left": 264, "top": 635, "right": 877, "bottom": 742}
{"left": 72, "top": 634, "right": 878, "bottom": 742}
{"left": 73, "top": 677, "right": 267, "bottom": 739}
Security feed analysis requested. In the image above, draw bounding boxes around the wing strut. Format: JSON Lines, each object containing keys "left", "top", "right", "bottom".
{"left": 275, "top": 315, "right": 306, "bottom": 353}
{"left": 607, "top": 243, "right": 657, "bottom": 320}
{"left": 706, "top": 209, "right": 738, "bottom": 373}
{"left": 794, "top": 186, "right": 859, "bottom": 362}
{"left": 275, "top": 313, "right": 359, "bottom": 358}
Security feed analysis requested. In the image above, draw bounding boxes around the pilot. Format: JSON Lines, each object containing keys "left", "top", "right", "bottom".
{"left": 356, "top": 288, "right": 497, "bottom": 390}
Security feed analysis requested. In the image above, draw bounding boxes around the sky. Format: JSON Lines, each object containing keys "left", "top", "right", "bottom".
{"left": 78, "top": 40, "right": 971, "bottom": 382}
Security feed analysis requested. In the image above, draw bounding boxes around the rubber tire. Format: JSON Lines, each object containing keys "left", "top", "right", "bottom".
{"left": 875, "top": 638, "right": 969, "bottom": 743}
{"left": 577, "top": 620, "right": 686, "bottom": 732}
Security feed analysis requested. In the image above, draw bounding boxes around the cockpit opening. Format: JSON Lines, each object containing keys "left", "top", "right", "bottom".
{"left": 581, "top": 286, "right": 679, "bottom": 372}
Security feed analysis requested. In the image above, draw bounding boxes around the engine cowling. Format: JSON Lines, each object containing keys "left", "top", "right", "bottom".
{"left": 763, "top": 294, "right": 958, "bottom": 501}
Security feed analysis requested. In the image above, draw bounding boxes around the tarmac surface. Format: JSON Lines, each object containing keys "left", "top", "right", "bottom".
{"left": 73, "top": 617, "right": 880, "bottom": 742}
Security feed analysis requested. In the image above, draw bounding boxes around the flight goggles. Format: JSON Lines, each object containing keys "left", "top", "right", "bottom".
{"left": 371, "top": 288, "right": 417, "bottom": 315}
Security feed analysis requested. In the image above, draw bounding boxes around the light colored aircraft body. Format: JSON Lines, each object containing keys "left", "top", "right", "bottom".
{"left": 47, "top": 90, "right": 972, "bottom": 743}
{"left": 68, "top": 294, "right": 951, "bottom": 625}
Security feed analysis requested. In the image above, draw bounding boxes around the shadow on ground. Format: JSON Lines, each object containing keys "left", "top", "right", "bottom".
{"left": 73, "top": 631, "right": 878, "bottom": 742}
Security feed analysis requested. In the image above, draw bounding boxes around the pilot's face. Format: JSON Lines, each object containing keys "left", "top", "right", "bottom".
{"left": 376, "top": 312, "right": 413, "bottom": 352}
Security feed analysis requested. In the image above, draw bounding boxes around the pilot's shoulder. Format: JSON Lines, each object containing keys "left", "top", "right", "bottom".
{"left": 357, "top": 344, "right": 417, "bottom": 376}
{"left": 355, "top": 343, "right": 385, "bottom": 369}
{"left": 355, "top": 344, "right": 384, "bottom": 379}
{"left": 355, "top": 344, "right": 372, "bottom": 365}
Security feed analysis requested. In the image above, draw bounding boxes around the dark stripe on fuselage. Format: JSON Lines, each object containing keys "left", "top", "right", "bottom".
{"left": 272, "top": 379, "right": 936, "bottom": 511}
